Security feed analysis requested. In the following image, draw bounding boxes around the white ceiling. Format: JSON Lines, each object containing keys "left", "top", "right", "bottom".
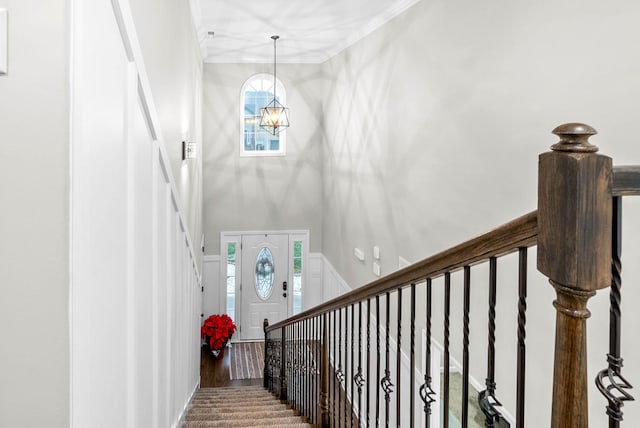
{"left": 195, "top": 0, "right": 422, "bottom": 64}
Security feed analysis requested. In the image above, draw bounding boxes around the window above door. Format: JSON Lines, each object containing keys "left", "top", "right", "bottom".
{"left": 240, "top": 74, "right": 287, "bottom": 157}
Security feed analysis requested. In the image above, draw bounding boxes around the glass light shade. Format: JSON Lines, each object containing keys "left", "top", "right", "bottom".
{"left": 259, "top": 98, "right": 290, "bottom": 135}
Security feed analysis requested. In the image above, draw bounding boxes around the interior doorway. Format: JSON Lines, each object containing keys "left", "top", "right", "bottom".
{"left": 240, "top": 233, "right": 288, "bottom": 340}
{"left": 220, "top": 231, "right": 308, "bottom": 341}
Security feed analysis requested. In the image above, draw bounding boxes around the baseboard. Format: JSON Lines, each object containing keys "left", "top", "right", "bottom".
{"left": 173, "top": 381, "right": 199, "bottom": 428}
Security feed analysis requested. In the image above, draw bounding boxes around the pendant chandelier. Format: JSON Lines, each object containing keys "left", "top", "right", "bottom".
{"left": 260, "top": 35, "right": 290, "bottom": 135}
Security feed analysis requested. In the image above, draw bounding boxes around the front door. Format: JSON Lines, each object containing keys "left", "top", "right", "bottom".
{"left": 240, "top": 233, "right": 289, "bottom": 340}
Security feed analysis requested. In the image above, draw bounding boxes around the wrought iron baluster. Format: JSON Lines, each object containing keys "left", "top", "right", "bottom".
{"left": 479, "top": 257, "right": 504, "bottom": 427}
{"left": 376, "top": 295, "right": 381, "bottom": 428}
{"left": 410, "top": 283, "right": 416, "bottom": 428}
{"left": 338, "top": 307, "right": 344, "bottom": 425}
{"left": 355, "top": 301, "right": 365, "bottom": 428}
{"left": 305, "top": 318, "right": 309, "bottom": 420}
{"left": 318, "top": 315, "right": 322, "bottom": 425}
{"left": 299, "top": 321, "right": 303, "bottom": 414}
{"left": 345, "top": 306, "right": 350, "bottom": 427}
{"left": 382, "top": 292, "right": 394, "bottom": 428}
{"left": 366, "top": 298, "right": 371, "bottom": 428}
{"left": 444, "top": 272, "right": 451, "bottom": 428}
{"left": 462, "top": 266, "right": 471, "bottom": 428}
{"left": 305, "top": 320, "right": 308, "bottom": 421}
{"left": 309, "top": 318, "right": 312, "bottom": 423}
{"left": 295, "top": 322, "right": 299, "bottom": 412}
{"left": 396, "top": 288, "right": 402, "bottom": 428}
{"left": 596, "top": 196, "right": 634, "bottom": 427}
{"left": 333, "top": 310, "right": 337, "bottom": 428}
{"left": 312, "top": 317, "right": 315, "bottom": 422}
{"left": 517, "top": 247, "right": 528, "bottom": 427}
{"left": 290, "top": 324, "right": 295, "bottom": 411}
{"left": 315, "top": 315, "right": 319, "bottom": 425}
{"left": 281, "top": 326, "right": 288, "bottom": 401}
{"left": 420, "top": 278, "right": 436, "bottom": 428}
{"left": 309, "top": 317, "right": 312, "bottom": 420}
{"left": 291, "top": 324, "right": 295, "bottom": 410}
{"left": 350, "top": 304, "right": 355, "bottom": 428}
{"left": 321, "top": 313, "right": 330, "bottom": 428}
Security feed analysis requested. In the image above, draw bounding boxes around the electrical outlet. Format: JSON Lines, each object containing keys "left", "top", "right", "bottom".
{"left": 373, "top": 261, "right": 381, "bottom": 277}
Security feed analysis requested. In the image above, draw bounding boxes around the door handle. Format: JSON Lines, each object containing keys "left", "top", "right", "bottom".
{"left": 283, "top": 281, "right": 287, "bottom": 291}
{"left": 283, "top": 292, "right": 287, "bottom": 298}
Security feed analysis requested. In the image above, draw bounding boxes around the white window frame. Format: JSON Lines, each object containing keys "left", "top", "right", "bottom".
{"left": 239, "top": 73, "right": 287, "bottom": 157}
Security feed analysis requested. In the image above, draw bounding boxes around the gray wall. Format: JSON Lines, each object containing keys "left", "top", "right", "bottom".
{"left": 320, "top": 0, "right": 640, "bottom": 425}
{"left": 203, "top": 63, "right": 325, "bottom": 254}
{"left": 0, "top": 1, "right": 70, "bottom": 426}
{"left": 322, "top": 0, "right": 640, "bottom": 288}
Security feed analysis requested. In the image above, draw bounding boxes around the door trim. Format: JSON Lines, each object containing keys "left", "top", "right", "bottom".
{"left": 219, "top": 230, "right": 309, "bottom": 341}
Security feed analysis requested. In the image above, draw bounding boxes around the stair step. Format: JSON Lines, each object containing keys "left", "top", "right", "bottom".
{"left": 184, "top": 386, "right": 310, "bottom": 427}
{"left": 184, "top": 416, "right": 307, "bottom": 427}
{"left": 186, "top": 409, "right": 295, "bottom": 421}
{"left": 188, "top": 403, "right": 289, "bottom": 412}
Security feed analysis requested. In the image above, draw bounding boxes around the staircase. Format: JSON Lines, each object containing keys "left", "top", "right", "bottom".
{"left": 184, "top": 385, "right": 311, "bottom": 427}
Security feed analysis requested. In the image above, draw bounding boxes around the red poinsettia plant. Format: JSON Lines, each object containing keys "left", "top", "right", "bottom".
{"left": 201, "top": 314, "right": 236, "bottom": 351}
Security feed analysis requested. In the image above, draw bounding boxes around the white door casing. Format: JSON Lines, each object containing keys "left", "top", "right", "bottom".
{"left": 240, "top": 233, "right": 289, "bottom": 340}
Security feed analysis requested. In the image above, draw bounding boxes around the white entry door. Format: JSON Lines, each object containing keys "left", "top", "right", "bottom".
{"left": 240, "top": 233, "right": 289, "bottom": 340}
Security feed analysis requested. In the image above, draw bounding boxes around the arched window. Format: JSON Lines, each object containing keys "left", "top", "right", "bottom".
{"left": 240, "top": 74, "right": 287, "bottom": 156}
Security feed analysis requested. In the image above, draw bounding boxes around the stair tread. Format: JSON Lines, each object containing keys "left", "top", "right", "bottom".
{"left": 186, "top": 409, "right": 295, "bottom": 421}
{"left": 189, "top": 403, "right": 288, "bottom": 412}
{"left": 184, "top": 386, "right": 309, "bottom": 427}
{"left": 184, "top": 416, "right": 309, "bottom": 427}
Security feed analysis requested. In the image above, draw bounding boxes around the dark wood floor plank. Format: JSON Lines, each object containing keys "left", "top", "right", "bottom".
{"left": 200, "top": 345, "right": 263, "bottom": 388}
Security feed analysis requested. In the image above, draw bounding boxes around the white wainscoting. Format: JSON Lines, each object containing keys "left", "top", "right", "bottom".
{"left": 319, "top": 254, "right": 353, "bottom": 301}
{"left": 203, "top": 255, "right": 221, "bottom": 316}
{"left": 70, "top": 1, "right": 201, "bottom": 427}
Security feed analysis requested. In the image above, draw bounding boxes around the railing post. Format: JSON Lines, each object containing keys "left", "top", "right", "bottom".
{"left": 263, "top": 318, "right": 269, "bottom": 389}
{"left": 537, "top": 123, "right": 613, "bottom": 428}
{"left": 319, "top": 313, "right": 330, "bottom": 427}
{"left": 280, "top": 325, "right": 288, "bottom": 401}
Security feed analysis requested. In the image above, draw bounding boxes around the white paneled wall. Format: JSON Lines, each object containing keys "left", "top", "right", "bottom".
{"left": 70, "top": 1, "right": 201, "bottom": 427}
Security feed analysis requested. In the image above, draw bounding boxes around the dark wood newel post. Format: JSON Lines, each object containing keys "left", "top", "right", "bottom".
{"left": 537, "top": 123, "right": 613, "bottom": 428}
{"left": 319, "top": 313, "right": 330, "bottom": 427}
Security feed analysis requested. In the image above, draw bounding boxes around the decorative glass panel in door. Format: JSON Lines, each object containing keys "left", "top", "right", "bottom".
{"left": 255, "top": 247, "right": 275, "bottom": 300}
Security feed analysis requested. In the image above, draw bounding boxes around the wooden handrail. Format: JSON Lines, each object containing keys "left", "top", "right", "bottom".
{"left": 613, "top": 165, "right": 640, "bottom": 196}
{"left": 263, "top": 123, "right": 640, "bottom": 427}
{"left": 266, "top": 165, "right": 635, "bottom": 333}
{"left": 267, "top": 210, "right": 537, "bottom": 332}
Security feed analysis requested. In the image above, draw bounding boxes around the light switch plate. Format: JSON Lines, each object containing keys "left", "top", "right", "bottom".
{"left": 0, "top": 9, "right": 6, "bottom": 74}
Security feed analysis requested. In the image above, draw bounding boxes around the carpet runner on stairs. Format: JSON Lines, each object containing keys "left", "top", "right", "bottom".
{"left": 184, "top": 385, "right": 311, "bottom": 428}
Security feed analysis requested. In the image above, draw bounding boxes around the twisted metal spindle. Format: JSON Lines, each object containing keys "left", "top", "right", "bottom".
{"left": 596, "top": 196, "right": 634, "bottom": 427}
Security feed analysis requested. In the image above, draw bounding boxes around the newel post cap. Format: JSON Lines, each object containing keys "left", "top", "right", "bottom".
{"left": 538, "top": 123, "right": 612, "bottom": 291}
{"left": 550, "top": 123, "right": 599, "bottom": 153}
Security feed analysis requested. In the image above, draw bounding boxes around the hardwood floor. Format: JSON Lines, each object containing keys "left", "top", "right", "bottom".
{"left": 200, "top": 345, "right": 263, "bottom": 388}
